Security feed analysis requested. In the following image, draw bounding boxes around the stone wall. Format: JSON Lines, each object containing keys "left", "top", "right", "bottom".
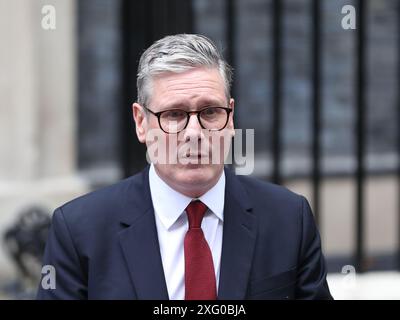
{"left": 0, "top": 0, "right": 88, "bottom": 280}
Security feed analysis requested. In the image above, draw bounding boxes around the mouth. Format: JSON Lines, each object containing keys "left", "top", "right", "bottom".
{"left": 183, "top": 150, "right": 208, "bottom": 157}
{"left": 184, "top": 154, "right": 209, "bottom": 160}
{"left": 187, "top": 153, "right": 205, "bottom": 157}
{"left": 177, "top": 152, "right": 210, "bottom": 165}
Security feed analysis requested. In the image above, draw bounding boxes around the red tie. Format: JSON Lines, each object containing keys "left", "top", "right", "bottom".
{"left": 184, "top": 200, "right": 217, "bottom": 300}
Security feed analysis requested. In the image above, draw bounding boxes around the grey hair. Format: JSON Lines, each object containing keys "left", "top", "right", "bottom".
{"left": 136, "top": 34, "right": 233, "bottom": 107}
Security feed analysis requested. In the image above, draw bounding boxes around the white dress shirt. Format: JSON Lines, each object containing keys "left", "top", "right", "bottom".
{"left": 148, "top": 164, "right": 225, "bottom": 300}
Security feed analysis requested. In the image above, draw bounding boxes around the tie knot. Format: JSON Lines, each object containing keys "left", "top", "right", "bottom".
{"left": 186, "top": 200, "right": 207, "bottom": 229}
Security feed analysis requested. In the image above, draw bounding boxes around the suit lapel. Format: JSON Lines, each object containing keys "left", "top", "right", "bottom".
{"left": 218, "top": 168, "right": 257, "bottom": 299}
{"left": 118, "top": 166, "right": 169, "bottom": 299}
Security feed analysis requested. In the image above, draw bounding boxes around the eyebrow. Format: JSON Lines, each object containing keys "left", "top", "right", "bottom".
{"left": 160, "top": 99, "right": 225, "bottom": 111}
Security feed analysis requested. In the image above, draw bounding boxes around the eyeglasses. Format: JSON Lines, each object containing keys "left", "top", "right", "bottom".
{"left": 142, "top": 106, "right": 233, "bottom": 134}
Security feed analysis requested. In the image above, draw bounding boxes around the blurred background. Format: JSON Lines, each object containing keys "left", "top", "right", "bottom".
{"left": 0, "top": 0, "right": 399, "bottom": 299}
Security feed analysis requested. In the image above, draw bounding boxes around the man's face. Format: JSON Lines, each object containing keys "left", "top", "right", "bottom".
{"left": 133, "top": 67, "right": 235, "bottom": 197}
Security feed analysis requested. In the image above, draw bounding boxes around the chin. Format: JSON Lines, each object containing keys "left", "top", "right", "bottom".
{"left": 177, "top": 164, "right": 214, "bottom": 182}
{"left": 176, "top": 163, "right": 222, "bottom": 186}
{"left": 155, "top": 163, "right": 223, "bottom": 196}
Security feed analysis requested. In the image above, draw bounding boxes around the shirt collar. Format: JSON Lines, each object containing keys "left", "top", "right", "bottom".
{"left": 149, "top": 164, "right": 225, "bottom": 230}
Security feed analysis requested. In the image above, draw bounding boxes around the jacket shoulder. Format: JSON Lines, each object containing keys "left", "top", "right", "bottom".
{"left": 56, "top": 168, "right": 147, "bottom": 227}
{"left": 232, "top": 173, "right": 308, "bottom": 229}
{"left": 236, "top": 173, "right": 304, "bottom": 206}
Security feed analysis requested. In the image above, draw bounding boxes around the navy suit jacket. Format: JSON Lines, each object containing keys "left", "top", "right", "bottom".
{"left": 37, "top": 166, "right": 332, "bottom": 300}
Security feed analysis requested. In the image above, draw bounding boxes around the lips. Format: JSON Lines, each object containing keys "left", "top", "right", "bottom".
{"left": 178, "top": 152, "right": 210, "bottom": 165}
{"left": 183, "top": 149, "right": 207, "bottom": 157}
{"left": 184, "top": 153, "right": 208, "bottom": 158}
{"left": 187, "top": 153, "right": 206, "bottom": 156}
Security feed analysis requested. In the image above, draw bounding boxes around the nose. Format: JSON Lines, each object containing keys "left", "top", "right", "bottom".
{"left": 182, "top": 113, "right": 203, "bottom": 141}
{"left": 187, "top": 113, "right": 202, "bottom": 128}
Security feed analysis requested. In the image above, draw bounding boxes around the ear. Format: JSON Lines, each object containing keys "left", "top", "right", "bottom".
{"left": 132, "top": 103, "right": 147, "bottom": 143}
{"left": 228, "top": 98, "right": 235, "bottom": 137}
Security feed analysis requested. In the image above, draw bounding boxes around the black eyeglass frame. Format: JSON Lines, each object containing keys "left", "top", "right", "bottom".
{"left": 142, "top": 105, "right": 233, "bottom": 134}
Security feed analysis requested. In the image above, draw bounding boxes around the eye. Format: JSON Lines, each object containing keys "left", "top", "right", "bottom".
{"left": 202, "top": 107, "right": 217, "bottom": 116}
{"left": 162, "top": 109, "right": 186, "bottom": 120}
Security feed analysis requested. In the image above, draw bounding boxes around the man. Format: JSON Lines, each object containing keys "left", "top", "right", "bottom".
{"left": 37, "top": 34, "right": 332, "bottom": 300}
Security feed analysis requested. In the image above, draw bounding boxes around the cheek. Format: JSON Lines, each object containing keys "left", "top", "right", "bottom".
{"left": 166, "top": 135, "right": 180, "bottom": 159}
{"left": 211, "top": 133, "right": 232, "bottom": 151}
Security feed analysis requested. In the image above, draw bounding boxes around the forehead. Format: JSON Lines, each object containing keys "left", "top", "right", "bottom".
{"left": 149, "top": 67, "right": 226, "bottom": 108}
